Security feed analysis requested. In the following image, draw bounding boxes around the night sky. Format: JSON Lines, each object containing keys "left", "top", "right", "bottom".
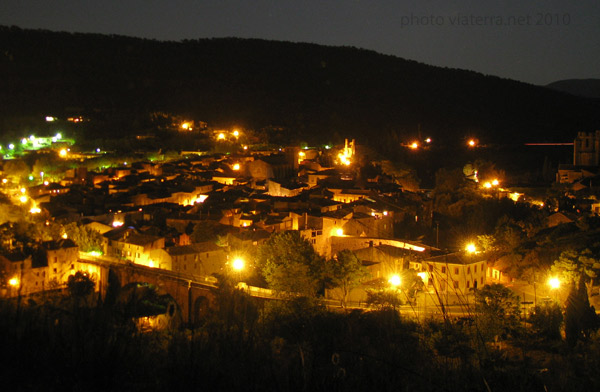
{"left": 1, "top": 0, "right": 599, "bottom": 85}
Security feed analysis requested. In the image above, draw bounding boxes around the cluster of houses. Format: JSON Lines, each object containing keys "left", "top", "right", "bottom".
{"left": 1, "top": 140, "right": 513, "bottom": 303}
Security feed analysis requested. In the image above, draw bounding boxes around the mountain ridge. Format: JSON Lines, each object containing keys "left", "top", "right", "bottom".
{"left": 0, "top": 26, "right": 598, "bottom": 147}
{"left": 546, "top": 79, "right": 600, "bottom": 99}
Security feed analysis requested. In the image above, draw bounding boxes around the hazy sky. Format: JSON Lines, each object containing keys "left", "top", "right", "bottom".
{"left": 1, "top": 0, "right": 599, "bottom": 85}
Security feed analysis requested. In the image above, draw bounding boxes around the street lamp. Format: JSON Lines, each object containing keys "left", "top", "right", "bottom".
{"left": 389, "top": 274, "right": 401, "bottom": 287}
{"left": 465, "top": 243, "right": 477, "bottom": 254}
{"left": 548, "top": 277, "right": 560, "bottom": 302}
{"left": 232, "top": 257, "right": 245, "bottom": 272}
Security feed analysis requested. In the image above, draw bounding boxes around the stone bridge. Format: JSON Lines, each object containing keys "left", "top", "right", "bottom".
{"left": 80, "top": 256, "right": 218, "bottom": 326}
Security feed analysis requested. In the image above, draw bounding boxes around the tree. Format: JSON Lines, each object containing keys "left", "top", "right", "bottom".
{"left": 67, "top": 271, "right": 95, "bottom": 299}
{"left": 366, "top": 289, "right": 403, "bottom": 310}
{"left": 63, "top": 222, "right": 103, "bottom": 253}
{"left": 474, "top": 283, "right": 521, "bottom": 341}
{"left": 551, "top": 249, "right": 600, "bottom": 299}
{"left": 325, "top": 250, "right": 369, "bottom": 308}
{"left": 257, "top": 231, "right": 324, "bottom": 297}
{"left": 3, "top": 159, "right": 29, "bottom": 183}
{"left": 400, "top": 269, "right": 425, "bottom": 304}
{"left": 564, "top": 275, "right": 599, "bottom": 347}
{"left": 528, "top": 302, "right": 563, "bottom": 341}
{"left": 190, "top": 220, "right": 228, "bottom": 243}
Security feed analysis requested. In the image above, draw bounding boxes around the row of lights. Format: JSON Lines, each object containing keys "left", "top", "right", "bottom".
{"left": 406, "top": 138, "right": 479, "bottom": 150}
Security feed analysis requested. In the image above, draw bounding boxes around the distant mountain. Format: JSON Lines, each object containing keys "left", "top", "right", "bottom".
{"left": 1, "top": 26, "right": 599, "bottom": 149}
{"left": 546, "top": 79, "right": 600, "bottom": 99}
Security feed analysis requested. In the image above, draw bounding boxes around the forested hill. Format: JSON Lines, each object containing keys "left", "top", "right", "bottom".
{"left": 1, "top": 26, "right": 598, "bottom": 146}
{"left": 546, "top": 79, "right": 600, "bottom": 99}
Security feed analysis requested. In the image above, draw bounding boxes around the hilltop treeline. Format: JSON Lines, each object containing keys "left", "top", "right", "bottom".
{"left": 0, "top": 25, "right": 599, "bottom": 148}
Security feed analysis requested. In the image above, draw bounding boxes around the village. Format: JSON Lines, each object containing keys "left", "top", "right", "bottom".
{"left": 2, "top": 122, "right": 600, "bottom": 320}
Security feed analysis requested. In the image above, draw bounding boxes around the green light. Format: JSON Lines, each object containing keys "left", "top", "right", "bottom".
{"left": 28, "top": 175, "right": 34, "bottom": 181}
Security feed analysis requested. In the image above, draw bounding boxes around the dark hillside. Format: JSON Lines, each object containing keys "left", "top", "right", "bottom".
{"left": 1, "top": 26, "right": 598, "bottom": 146}
{"left": 546, "top": 79, "right": 600, "bottom": 99}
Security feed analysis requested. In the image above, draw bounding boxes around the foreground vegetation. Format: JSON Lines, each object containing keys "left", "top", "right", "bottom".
{"left": 2, "top": 280, "right": 600, "bottom": 392}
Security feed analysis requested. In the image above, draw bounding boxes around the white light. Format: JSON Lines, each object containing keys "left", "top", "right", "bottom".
{"left": 232, "top": 258, "right": 245, "bottom": 271}
{"left": 549, "top": 277, "right": 560, "bottom": 289}
{"left": 389, "top": 275, "right": 401, "bottom": 287}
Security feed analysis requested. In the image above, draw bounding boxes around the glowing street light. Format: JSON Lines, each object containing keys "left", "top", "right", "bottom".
{"left": 389, "top": 274, "right": 401, "bottom": 287}
{"left": 9, "top": 277, "right": 19, "bottom": 287}
{"left": 336, "top": 228, "right": 344, "bottom": 236}
{"left": 410, "top": 142, "right": 419, "bottom": 149}
{"left": 59, "top": 148, "right": 67, "bottom": 157}
{"left": 468, "top": 139, "right": 476, "bottom": 147}
{"left": 19, "top": 195, "right": 28, "bottom": 203}
{"left": 548, "top": 277, "right": 560, "bottom": 290}
{"left": 232, "top": 163, "right": 240, "bottom": 171}
{"left": 232, "top": 257, "right": 245, "bottom": 271}
{"left": 217, "top": 133, "right": 226, "bottom": 140}
{"left": 491, "top": 179, "right": 499, "bottom": 186}
{"left": 232, "top": 129, "right": 239, "bottom": 137}
{"left": 466, "top": 243, "right": 477, "bottom": 254}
